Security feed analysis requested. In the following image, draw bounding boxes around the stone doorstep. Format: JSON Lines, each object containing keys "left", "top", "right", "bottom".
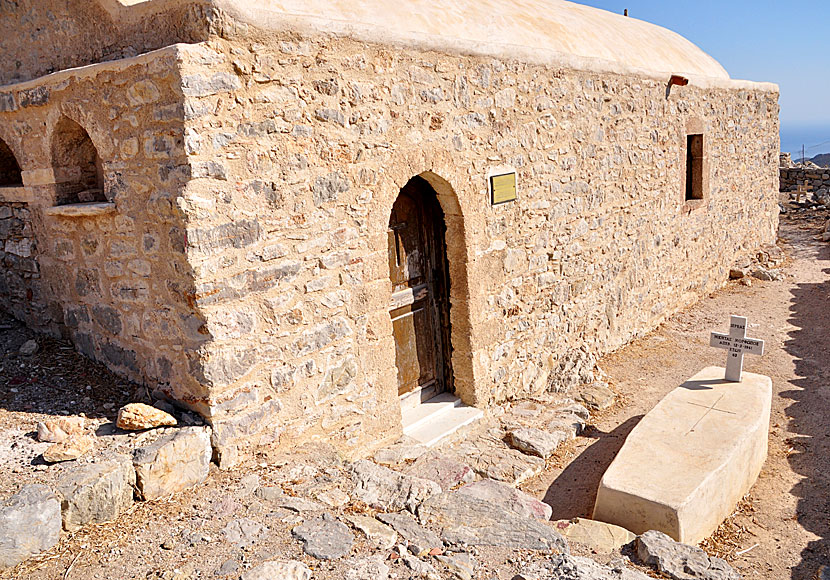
{"left": 593, "top": 366, "right": 772, "bottom": 544}
{"left": 401, "top": 393, "right": 484, "bottom": 448}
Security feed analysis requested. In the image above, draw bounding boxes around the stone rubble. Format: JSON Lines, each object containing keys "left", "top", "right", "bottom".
{"left": 350, "top": 459, "right": 441, "bottom": 512}
{"left": 435, "top": 552, "right": 476, "bottom": 580}
{"left": 507, "top": 426, "right": 568, "bottom": 459}
{"left": 345, "top": 514, "right": 398, "bottom": 550}
{"left": 403, "top": 452, "right": 476, "bottom": 491}
{"left": 0, "top": 485, "right": 61, "bottom": 569}
{"left": 36, "top": 416, "right": 85, "bottom": 443}
{"left": 553, "top": 518, "right": 636, "bottom": 553}
{"left": 515, "top": 553, "right": 652, "bottom": 580}
{"left": 577, "top": 382, "right": 617, "bottom": 411}
{"left": 42, "top": 433, "right": 95, "bottom": 463}
{"left": 116, "top": 402, "right": 177, "bottom": 430}
{"left": 637, "top": 530, "right": 741, "bottom": 580}
{"left": 18, "top": 339, "right": 39, "bottom": 356}
{"left": 418, "top": 491, "right": 567, "bottom": 552}
{"left": 344, "top": 556, "right": 390, "bottom": 580}
{"left": 292, "top": 513, "right": 354, "bottom": 560}
{"left": 376, "top": 511, "right": 443, "bottom": 556}
{"left": 221, "top": 518, "right": 269, "bottom": 548}
{"left": 456, "top": 479, "right": 552, "bottom": 521}
{"left": 132, "top": 426, "right": 211, "bottom": 500}
{"left": 56, "top": 458, "right": 135, "bottom": 532}
{"left": 240, "top": 560, "right": 312, "bottom": 580}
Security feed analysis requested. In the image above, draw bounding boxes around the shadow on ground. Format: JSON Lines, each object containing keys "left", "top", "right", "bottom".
{"left": 0, "top": 309, "right": 137, "bottom": 421}
{"left": 782, "top": 234, "right": 830, "bottom": 580}
{"left": 543, "top": 415, "right": 642, "bottom": 520}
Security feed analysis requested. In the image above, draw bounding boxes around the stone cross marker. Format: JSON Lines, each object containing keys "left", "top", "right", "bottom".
{"left": 709, "top": 315, "right": 764, "bottom": 382}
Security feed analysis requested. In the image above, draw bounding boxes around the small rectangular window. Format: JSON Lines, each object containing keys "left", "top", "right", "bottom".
{"left": 685, "top": 134, "right": 704, "bottom": 201}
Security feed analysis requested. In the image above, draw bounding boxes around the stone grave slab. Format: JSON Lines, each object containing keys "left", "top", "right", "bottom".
{"left": 592, "top": 366, "right": 771, "bottom": 543}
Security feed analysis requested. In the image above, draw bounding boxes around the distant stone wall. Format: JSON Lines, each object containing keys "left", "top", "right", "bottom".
{"left": 177, "top": 33, "right": 779, "bottom": 463}
{"left": 780, "top": 166, "right": 830, "bottom": 193}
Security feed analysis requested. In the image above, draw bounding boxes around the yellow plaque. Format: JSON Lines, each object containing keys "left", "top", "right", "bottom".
{"left": 490, "top": 172, "right": 517, "bottom": 205}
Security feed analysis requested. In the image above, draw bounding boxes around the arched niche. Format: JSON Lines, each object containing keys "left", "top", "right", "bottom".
{"left": 51, "top": 117, "right": 106, "bottom": 205}
{"left": 0, "top": 138, "right": 23, "bottom": 187}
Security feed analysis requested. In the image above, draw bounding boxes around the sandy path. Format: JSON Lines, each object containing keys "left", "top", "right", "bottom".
{"left": 522, "top": 210, "right": 830, "bottom": 579}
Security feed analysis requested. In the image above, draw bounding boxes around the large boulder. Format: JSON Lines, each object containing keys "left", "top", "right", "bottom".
{"left": 457, "top": 479, "right": 552, "bottom": 521}
{"left": 132, "top": 427, "right": 212, "bottom": 500}
{"left": 0, "top": 485, "right": 61, "bottom": 569}
{"left": 417, "top": 491, "right": 566, "bottom": 552}
{"left": 57, "top": 458, "right": 135, "bottom": 531}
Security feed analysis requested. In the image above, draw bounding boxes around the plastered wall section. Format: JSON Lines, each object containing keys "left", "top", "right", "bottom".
{"left": 0, "top": 48, "right": 208, "bottom": 406}
{"left": 178, "top": 36, "right": 779, "bottom": 463}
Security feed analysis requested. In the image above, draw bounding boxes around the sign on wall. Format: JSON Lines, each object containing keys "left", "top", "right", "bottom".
{"left": 489, "top": 171, "right": 517, "bottom": 205}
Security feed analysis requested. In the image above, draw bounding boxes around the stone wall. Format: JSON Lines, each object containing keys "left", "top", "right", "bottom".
{"left": 780, "top": 166, "right": 830, "bottom": 193}
{"left": 0, "top": 0, "right": 212, "bottom": 86}
{"left": 0, "top": 48, "right": 208, "bottom": 404}
{"left": 178, "top": 34, "right": 779, "bottom": 463}
{"left": 0, "top": 200, "right": 46, "bottom": 329}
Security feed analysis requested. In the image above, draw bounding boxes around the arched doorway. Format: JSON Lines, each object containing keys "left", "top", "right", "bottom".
{"left": 388, "top": 175, "right": 453, "bottom": 405}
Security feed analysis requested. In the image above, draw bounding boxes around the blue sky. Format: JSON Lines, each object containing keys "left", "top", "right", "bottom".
{"left": 575, "top": 1, "right": 830, "bottom": 135}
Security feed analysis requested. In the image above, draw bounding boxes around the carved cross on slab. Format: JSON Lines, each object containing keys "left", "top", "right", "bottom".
{"left": 709, "top": 315, "right": 765, "bottom": 382}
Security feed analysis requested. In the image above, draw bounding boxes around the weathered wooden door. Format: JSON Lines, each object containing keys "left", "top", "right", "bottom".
{"left": 388, "top": 177, "right": 451, "bottom": 399}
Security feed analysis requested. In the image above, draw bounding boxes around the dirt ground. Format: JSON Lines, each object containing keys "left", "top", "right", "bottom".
{"left": 0, "top": 207, "right": 828, "bottom": 580}
{"left": 522, "top": 207, "right": 830, "bottom": 579}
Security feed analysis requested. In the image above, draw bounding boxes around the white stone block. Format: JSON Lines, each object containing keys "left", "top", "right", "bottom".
{"left": 593, "top": 366, "right": 771, "bottom": 543}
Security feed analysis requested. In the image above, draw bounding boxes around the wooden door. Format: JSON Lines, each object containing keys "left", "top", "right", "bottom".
{"left": 388, "top": 177, "right": 450, "bottom": 398}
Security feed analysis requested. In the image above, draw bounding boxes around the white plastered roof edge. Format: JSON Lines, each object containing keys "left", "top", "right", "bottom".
{"left": 211, "top": 0, "right": 777, "bottom": 92}
{"left": 28, "top": 0, "right": 778, "bottom": 95}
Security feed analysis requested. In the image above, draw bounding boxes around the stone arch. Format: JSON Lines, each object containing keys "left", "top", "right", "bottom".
{"left": 378, "top": 167, "right": 477, "bottom": 406}
{"left": 0, "top": 137, "right": 23, "bottom": 187}
{"left": 50, "top": 116, "right": 107, "bottom": 205}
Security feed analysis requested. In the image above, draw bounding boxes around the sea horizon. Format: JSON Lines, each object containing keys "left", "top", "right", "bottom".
{"left": 780, "top": 123, "right": 830, "bottom": 157}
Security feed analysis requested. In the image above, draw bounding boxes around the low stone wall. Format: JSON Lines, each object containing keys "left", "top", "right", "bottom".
{"left": 780, "top": 166, "right": 830, "bottom": 193}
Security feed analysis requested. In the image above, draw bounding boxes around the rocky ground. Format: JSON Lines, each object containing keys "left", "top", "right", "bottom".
{"left": 0, "top": 205, "right": 827, "bottom": 580}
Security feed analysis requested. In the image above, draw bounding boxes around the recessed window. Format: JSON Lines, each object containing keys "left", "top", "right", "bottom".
{"left": 685, "top": 133, "right": 704, "bottom": 201}
{"left": 51, "top": 117, "right": 106, "bottom": 206}
{"left": 0, "top": 138, "right": 23, "bottom": 187}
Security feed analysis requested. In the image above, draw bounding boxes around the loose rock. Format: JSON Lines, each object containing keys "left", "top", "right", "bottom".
{"left": 553, "top": 518, "right": 636, "bottom": 553}
{"left": 117, "top": 403, "right": 177, "bottom": 430}
{"left": 255, "top": 487, "right": 325, "bottom": 512}
{"left": 403, "top": 553, "right": 439, "bottom": 578}
{"left": 36, "top": 416, "right": 85, "bottom": 443}
{"left": 637, "top": 530, "right": 740, "bottom": 580}
{"left": 132, "top": 426, "right": 211, "bottom": 500}
{"left": 241, "top": 560, "right": 312, "bottom": 580}
{"left": 43, "top": 434, "right": 94, "bottom": 463}
{"left": 507, "top": 427, "right": 567, "bottom": 459}
{"left": 350, "top": 459, "right": 441, "bottom": 512}
{"left": 457, "top": 479, "right": 552, "bottom": 521}
{"left": 18, "top": 339, "right": 38, "bottom": 356}
{"left": 345, "top": 515, "right": 398, "bottom": 550}
{"left": 57, "top": 458, "right": 135, "bottom": 531}
{"left": 0, "top": 485, "right": 61, "bottom": 569}
{"left": 404, "top": 453, "right": 475, "bottom": 491}
{"left": 578, "top": 381, "right": 616, "bottom": 411}
{"left": 344, "top": 556, "right": 390, "bottom": 580}
{"left": 292, "top": 513, "right": 354, "bottom": 560}
{"left": 222, "top": 518, "right": 269, "bottom": 548}
{"left": 435, "top": 553, "right": 476, "bottom": 580}
{"left": 448, "top": 435, "right": 544, "bottom": 485}
{"left": 516, "top": 553, "right": 652, "bottom": 579}
{"left": 377, "top": 511, "right": 442, "bottom": 556}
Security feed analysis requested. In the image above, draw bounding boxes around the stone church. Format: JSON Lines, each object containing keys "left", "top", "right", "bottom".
{"left": 0, "top": 0, "right": 779, "bottom": 466}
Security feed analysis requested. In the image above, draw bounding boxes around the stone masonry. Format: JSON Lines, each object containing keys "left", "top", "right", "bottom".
{"left": 0, "top": 0, "right": 780, "bottom": 466}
